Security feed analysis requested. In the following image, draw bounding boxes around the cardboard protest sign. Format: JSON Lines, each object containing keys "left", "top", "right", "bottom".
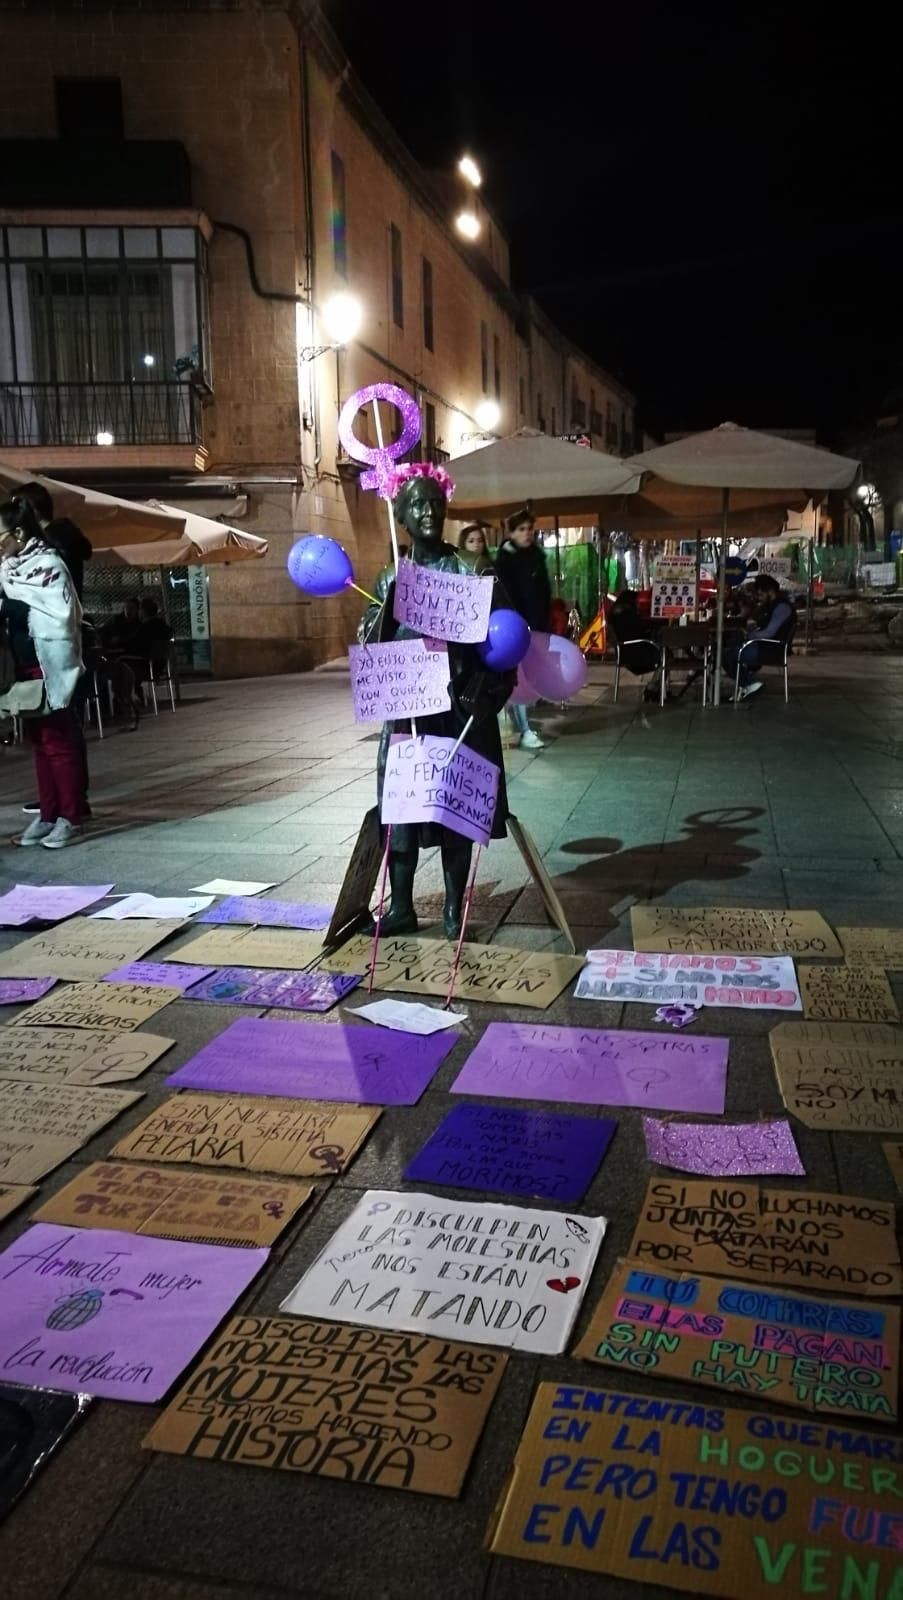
{"left": 770, "top": 1020, "right": 903, "bottom": 1131}
{"left": 487, "top": 1381, "right": 903, "bottom": 1595}
{"left": 183, "top": 966, "right": 360, "bottom": 1012}
{"left": 324, "top": 935, "right": 583, "bottom": 1010}
{"left": 577, "top": 951, "right": 801, "bottom": 1011}
{"left": 144, "top": 1314, "right": 505, "bottom": 1498}
{"left": 0, "top": 1026, "right": 173, "bottom": 1087}
{"left": 884, "top": 1143, "right": 903, "bottom": 1189}
{"left": 451, "top": 1023, "right": 729, "bottom": 1113}
{"left": 404, "top": 1105, "right": 616, "bottom": 1204}
{"left": 507, "top": 816, "right": 576, "bottom": 953}
{"left": 0, "top": 978, "right": 57, "bottom": 1006}
{"left": 323, "top": 807, "right": 383, "bottom": 949}
{"left": 32, "top": 1162, "right": 313, "bottom": 1248}
{"left": 102, "top": 961, "right": 215, "bottom": 990}
{"left": 798, "top": 963, "right": 898, "bottom": 1023}
{"left": 839, "top": 926, "right": 903, "bottom": 967}
{"left": 0, "top": 883, "right": 113, "bottom": 927}
{"left": 631, "top": 905, "right": 842, "bottom": 958}
{"left": 166, "top": 1016, "right": 455, "bottom": 1105}
{"left": 197, "top": 898, "right": 333, "bottom": 931}
{"left": 0, "top": 1183, "right": 36, "bottom": 1223}
{"left": 168, "top": 926, "right": 325, "bottom": 971}
{"left": 576, "top": 1259, "right": 900, "bottom": 1419}
{"left": 627, "top": 1178, "right": 902, "bottom": 1295}
{"left": 392, "top": 557, "right": 493, "bottom": 643}
{"left": 281, "top": 1190, "right": 606, "bottom": 1355}
{"left": 0, "top": 1223, "right": 267, "bottom": 1402}
{"left": 642, "top": 1118, "right": 804, "bottom": 1177}
{"left": 14, "top": 981, "right": 181, "bottom": 1032}
{"left": 111, "top": 1092, "right": 378, "bottom": 1178}
{"left": 382, "top": 735, "right": 499, "bottom": 847}
{"left": 349, "top": 638, "right": 452, "bottom": 723}
{"left": 0, "top": 1384, "right": 91, "bottom": 1523}
{"left": 0, "top": 1080, "right": 142, "bottom": 1184}
{"left": 0, "top": 917, "right": 183, "bottom": 981}
{"left": 651, "top": 552, "right": 697, "bottom": 619}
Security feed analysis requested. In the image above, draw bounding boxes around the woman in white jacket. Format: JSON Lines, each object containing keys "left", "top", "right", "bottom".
{"left": 0, "top": 497, "right": 85, "bottom": 848}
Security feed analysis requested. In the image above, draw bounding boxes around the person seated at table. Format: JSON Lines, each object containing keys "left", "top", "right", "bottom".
{"left": 136, "top": 597, "right": 173, "bottom": 664}
{"left": 101, "top": 597, "right": 142, "bottom": 655}
{"left": 608, "top": 589, "right": 663, "bottom": 697}
{"left": 723, "top": 574, "right": 797, "bottom": 701}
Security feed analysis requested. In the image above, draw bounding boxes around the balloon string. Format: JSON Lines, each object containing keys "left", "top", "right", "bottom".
{"left": 443, "top": 715, "right": 474, "bottom": 765}
{"left": 367, "top": 825, "right": 393, "bottom": 995}
{"left": 345, "top": 578, "right": 379, "bottom": 604}
{"left": 444, "top": 845, "right": 481, "bottom": 1009}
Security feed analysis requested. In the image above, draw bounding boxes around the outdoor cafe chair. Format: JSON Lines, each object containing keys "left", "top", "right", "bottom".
{"left": 142, "top": 645, "right": 177, "bottom": 715}
{"left": 613, "top": 639, "right": 666, "bottom": 707}
{"left": 733, "top": 637, "right": 791, "bottom": 705}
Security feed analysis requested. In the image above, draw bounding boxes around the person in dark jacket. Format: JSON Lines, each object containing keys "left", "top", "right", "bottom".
{"left": 494, "top": 507, "right": 550, "bottom": 749}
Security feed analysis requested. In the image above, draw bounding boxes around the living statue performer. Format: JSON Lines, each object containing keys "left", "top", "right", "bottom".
{"left": 361, "top": 462, "right": 513, "bottom": 939}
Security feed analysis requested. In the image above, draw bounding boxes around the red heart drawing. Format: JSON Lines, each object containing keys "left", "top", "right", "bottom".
{"left": 547, "top": 1276, "right": 581, "bottom": 1294}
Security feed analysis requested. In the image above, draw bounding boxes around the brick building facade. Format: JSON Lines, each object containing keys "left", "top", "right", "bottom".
{"left": 0, "top": 0, "right": 636, "bottom": 675}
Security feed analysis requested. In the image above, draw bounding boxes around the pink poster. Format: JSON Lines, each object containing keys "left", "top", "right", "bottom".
{"left": 392, "top": 559, "right": 493, "bottom": 643}
{"left": 349, "top": 639, "right": 451, "bottom": 722}
{"left": 382, "top": 735, "right": 499, "bottom": 845}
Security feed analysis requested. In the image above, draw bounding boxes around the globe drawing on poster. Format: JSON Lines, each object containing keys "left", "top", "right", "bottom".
{"left": 651, "top": 554, "right": 697, "bottom": 620}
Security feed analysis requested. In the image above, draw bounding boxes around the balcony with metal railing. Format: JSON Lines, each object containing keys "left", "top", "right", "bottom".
{"left": 0, "top": 380, "right": 202, "bottom": 450}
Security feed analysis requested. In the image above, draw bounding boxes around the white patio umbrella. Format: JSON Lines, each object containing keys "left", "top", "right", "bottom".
{"left": 449, "top": 428, "right": 642, "bottom": 518}
{"left": 92, "top": 504, "right": 267, "bottom": 566}
{"left": 626, "top": 423, "right": 859, "bottom": 704}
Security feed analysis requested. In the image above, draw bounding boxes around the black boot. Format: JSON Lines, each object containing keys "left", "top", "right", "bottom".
{"left": 373, "top": 846, "right": 420, "bottom": 936}
{"left": 441, "top": 841, "right": 473, "bottom": 941}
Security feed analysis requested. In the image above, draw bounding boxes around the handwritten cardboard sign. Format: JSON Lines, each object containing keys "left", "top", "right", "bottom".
{"left": 839, "top": 926, "right": 903, "bottom": 967}
{"left": 404, "top": 1106, "right": 617, "bottom": 1204}
{"left": 0, "top": 977, "right": 57, "bottom": 1006}
{"left": 183, "top": 967, "right": 360, "bottom": 1012}
{"left": 166, "top": 1016, "right": 455, "bottom": 1105}
{"left": 0, "top": 1182, "right": 36, "bottom": 1223}
{"left": 0, "top": 1385, "right": 91, "bottom": 1522}
{"left": 32, "top": 1162, "right": 313, "bottom": 1248}
{"left": 0, "top": 883, "right": 113, "bottom": 926}
{"left": 197, "top": 898, "right": 333, "bottom": 931}
{"left": 576, "top": 1259, "right": 900, "bottom": 1419}
{"left": 487, "top": 1382, "right": 903, "bottom": 1595}
{"left": 0, "top": 918, "right": 184, "bottom": 981}
{"left": 797, "top": 964, "right": 898, "bottom": 1022}
{"left": 382, "top": 735, "right": 500, "bottom": 847}
{"left": 111, "top": 1092, "right": 378, "bottom": 1178}
{"left": 14, "top": 981, "right": 182, "bottom": 1033}
{"left": 167, "top": 927, "right": 325, "bottom": 971}
{"left": 324, "top": 935, "right": 583, "bottom": 1010}
{"left": 102, "top": 961, "right": 215, "bottom": 990}
{"left": 282, "top": 1190, "right": 606, "bottom": 1354}
{"left": 144, "top": 1314, "right": 506, "bottom": 1498}
{"left": 627, "top": 1178, "right": 902, "bottom": 1296}
{"left": 451, "top": 1023, "right": 729, "bottom": 1113}
{"left": 577, "top": 951, "right": 802, "bottom": 1011}
{"left": 642, "top": 1118, "right": 804, "bottom": 1177}
{"left": 0, "top": 1026, "right": 173, "bottom": 1087}
{"left": 392, "top": 558, "right": 493, "bottom": 643}
{"left": 349, "top": 638, "right": 452, "bottom": 723}
{"left": 323, "top": 807, "right": 383, "bottom": 950}
{"left": 0, "top": 1079, "right": 142, "bottom": 1184}
{"left": 770, "top": 1020, "right": 903, "bottom": 1131}
{"left": 631, "top": 905, "right": 842, "bottom": 958}
{"left": 884, "top": 1143, "right": 903, "bottom": 1189}
{"left": 0, "top": 1223, "right": 267, "bottom": 1402}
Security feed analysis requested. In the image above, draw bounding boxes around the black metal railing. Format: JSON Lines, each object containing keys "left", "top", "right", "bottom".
{"left": 0, "top": 381, "right": 203, "bottom": 448}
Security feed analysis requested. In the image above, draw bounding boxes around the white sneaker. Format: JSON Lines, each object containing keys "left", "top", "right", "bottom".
{"left": 40, "top": 818, "right": 83, "bottom": 850}
{"left": 519, "top": 730, "right": 546, "bottom": 750}
{"left": 735, "top": 681, "right": 764, "bottom": 702}
{"left": 19, "top": 817, "right": 54, "bottom": 847}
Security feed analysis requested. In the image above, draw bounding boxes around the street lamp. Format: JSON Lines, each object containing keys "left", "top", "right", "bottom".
{"left": 455, "top": 210, "right": 481, "bottom": 241}
{"left": 299, "top": 292, "right": 363, "bottom": 362}
{"left": 458, "top": 154, "right": 482, "bottom": 188}
{"left": 95, "top": 430, "right": 114, "bottom": 446}
{"left": 474, "top": 399, "right": 501, "bottom": 434}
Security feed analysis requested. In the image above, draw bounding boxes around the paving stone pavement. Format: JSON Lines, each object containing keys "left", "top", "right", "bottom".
{"left": 1, "top": 652, "right": 901, "bottom": 1599}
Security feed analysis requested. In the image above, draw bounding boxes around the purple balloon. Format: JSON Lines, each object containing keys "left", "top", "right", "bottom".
{"left": 287, "top": 535, "right": 353, "bottom": 598}
{"left": 477, "top": 608, "right": 531, "bottom": 671}
{"left": 519, "top": 631, "right": 588, "bottom": 700}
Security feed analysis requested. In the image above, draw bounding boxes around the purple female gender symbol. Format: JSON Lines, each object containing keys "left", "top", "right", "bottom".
{"left": 337, "top": 382, "right": 422, "bottom": 495}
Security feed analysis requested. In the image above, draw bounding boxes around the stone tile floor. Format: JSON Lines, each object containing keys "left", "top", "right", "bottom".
{"left": 1, "top": 651, "right": 901, "bottom": 1598}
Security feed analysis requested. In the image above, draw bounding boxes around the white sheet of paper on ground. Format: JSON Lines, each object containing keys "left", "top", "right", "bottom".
{"left": 349, "top": 999, "right": 467, "bottom": 1035}
{"left": 575, "top": 950, "right": 802, "bottom": 1012}
{"left": 190, "top": 879, "right": 277, "bottom": 897}
{"left": 91, "top": 893, "right": 215, "bottom": 921}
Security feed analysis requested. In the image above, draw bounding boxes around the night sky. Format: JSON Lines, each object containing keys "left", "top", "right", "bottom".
{"left": 325, "top": 3, "right": 900, "bottom": 439}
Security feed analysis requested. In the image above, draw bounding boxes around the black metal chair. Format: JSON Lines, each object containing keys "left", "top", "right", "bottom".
{"left": 613, "top": 639, "right": 665, "bottom": 706}
{"left": 733, "top": 637, "right": 791, "bottom": 704}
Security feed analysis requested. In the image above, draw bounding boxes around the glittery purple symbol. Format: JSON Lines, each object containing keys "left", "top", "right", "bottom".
{"left": 655, "top": 1003, "right": 699, "bottom": 1029}
{"left": 337, "top": 383, "right": 422, "bottom": 494}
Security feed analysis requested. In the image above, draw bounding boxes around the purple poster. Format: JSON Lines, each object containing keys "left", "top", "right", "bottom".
{"left": 184, "top": 966, "right": 361, "bottom": 1012}
{"left": 196, "top": 897, "right": 333, "bottom": 930}
{"left": 392, "top": 558, "right": 493, "bottom": 644}
{"left": 642, "top": 1116, "right": 805, "bottom": 1176}
{"left": 102, "top": 961, "right": 215, "bottom": 991}
{"left": 349, "top": 639, "right": 452, "bottom": 723}
{"left": 166, "top": 1015, "right": 456, "bottom": 1105}
{"left": 0, "top": 884, "right": 114, "bottom": 926}
{"left": 0, "top": 977, "right": 58, "bottom": 1005}
{"left": 382, "top": 735, "right": 499, "bottom": 846}
{"left": 451, "top": 1022, "right": 729, "bottom": 1113}
{"left": 404, "top": 1104, "right": 617, "bottom": 1203}
{"left": 0, "top": 1224, "right": 267, "bottom": 1402}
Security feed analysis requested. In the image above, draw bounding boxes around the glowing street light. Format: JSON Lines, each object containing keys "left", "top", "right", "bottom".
{"left": 455, "top": 210, "right": 481, "bottom": 241}
{"left": 458, "top": 154, "right": 482, "bottom": 188}
{"left": 321, "top": 292, "right": 363, "bottom": 347}
{"left": 474, "top": 399, "right": 501, "bottom": 434}
{"left": 95, "top": 430, "right": 114, "bottom": 446}
{"left": 142, "top": 353, "right": 156, "bottom": 367}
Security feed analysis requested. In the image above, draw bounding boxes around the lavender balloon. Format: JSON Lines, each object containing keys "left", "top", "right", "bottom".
{"left": 477, "top": 608, "right": 531, "bottom": 671}
{"left": 519, "top": 631, "right": 589, "bottom": 699}
{"left": 337, "top": 382, "right": 422, "bottom": 494}
{"left": 287, "top": 535, "right": 353, "bottom": 597}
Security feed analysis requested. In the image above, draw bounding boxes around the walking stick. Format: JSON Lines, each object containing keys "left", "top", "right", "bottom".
{"left": 443, "top": 845, "right": 481, "bottom": 1010}
{"left": 367, "top": 825, "right": 393, "bottom": 995}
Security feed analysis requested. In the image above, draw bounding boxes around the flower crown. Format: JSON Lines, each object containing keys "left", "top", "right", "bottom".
{"left": 384, "top": 460, "right": 455, "bottom": 502}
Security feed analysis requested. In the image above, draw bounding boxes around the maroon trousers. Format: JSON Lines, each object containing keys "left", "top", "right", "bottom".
{"left": 28, "top": 708, "right": 83, "bottom": 824}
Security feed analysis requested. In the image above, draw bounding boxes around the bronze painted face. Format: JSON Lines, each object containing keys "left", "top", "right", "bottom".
{"left": 395, "top": 476, "right": 447, "bottom": 546}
